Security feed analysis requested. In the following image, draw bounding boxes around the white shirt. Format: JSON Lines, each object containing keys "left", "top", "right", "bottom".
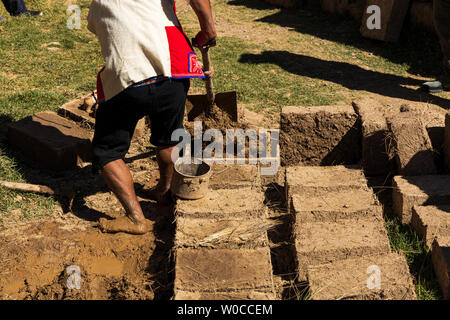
{"left": 87, "top": 0, "right": 204, "bottom": 101}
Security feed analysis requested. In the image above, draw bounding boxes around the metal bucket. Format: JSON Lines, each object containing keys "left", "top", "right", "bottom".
{"left": 170, "top": 159, "right": 212, "bottom": 200}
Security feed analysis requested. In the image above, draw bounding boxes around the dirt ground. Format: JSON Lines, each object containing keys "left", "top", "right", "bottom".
{"left": 0, "top": 138, "right": 178, "bottom": 300}
{"left": 1, "top": 0, "right": 448, "bottom": 300}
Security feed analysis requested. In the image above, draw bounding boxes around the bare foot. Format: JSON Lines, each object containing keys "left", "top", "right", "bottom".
{"left": 143, "top": 186, "right": 173, "bottom": 206}
{"left": 98, "top": 216, "right": 153, "bottom": 235}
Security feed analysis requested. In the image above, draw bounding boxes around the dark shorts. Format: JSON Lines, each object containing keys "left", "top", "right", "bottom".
{"left": 92, "top": 78, "right": 190, "bottom": 172}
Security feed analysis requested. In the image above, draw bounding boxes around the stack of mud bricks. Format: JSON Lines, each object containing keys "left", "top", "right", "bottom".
{"left": 388, "top": 110, "right": 450, "bottom": 299}
{"left": 173, "top": 164, "right": 278, "bottom": 300}
{"left": 285, "top": 165, "right": 416, "bottom": 299}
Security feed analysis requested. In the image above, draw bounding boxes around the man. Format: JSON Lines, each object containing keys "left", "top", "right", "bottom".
{"left": 422, "top": 0, "right": 450, "bottom": 93}
{"left": 1, "top": 0, "right": 42, "bottom": 18}
{"left": 87, "top": 0, "right": 216, "bottom": 234}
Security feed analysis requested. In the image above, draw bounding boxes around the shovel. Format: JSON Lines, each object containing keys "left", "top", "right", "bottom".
{"left": 186, "top": 39, "right": 239, "bottom": 122}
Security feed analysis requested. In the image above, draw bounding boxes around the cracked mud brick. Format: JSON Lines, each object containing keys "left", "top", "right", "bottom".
{"left": 388, "top": 112, "right": 437, "bottom": 176}
{"left": 392, "top": 175, "right": 450, "bottom": 224}
{"left": 174, "top": 248, "right": 275, "bottom": 292}
{"left": 174, "top": 216, "right": 270, "bottom": 249}
{"left": 411, "top": 205, "right": 450, "bottom": 247}
{"left": 291, "top": 188, "right": 381, "bottom": 222}
{"left": 285, "top": 165, "right": 369, "bottom": 212}
{"left": 307, "top": 253, "right": 416, "bottom": 300}
{"left": 353, "top": 98, "right": 393, "bottom": 176}
{"left": 175, "top": 187, "right": 266, "bottom": 219}
{"left": 295, "top": 215, "right": 390, "bottom": 280}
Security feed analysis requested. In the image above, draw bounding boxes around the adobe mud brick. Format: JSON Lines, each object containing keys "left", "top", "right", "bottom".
{"left": 432, "top": 236, "right": 450, "bottom": 299}
{"left": 209, "top": 164, "right": 260, "bottom": 190}
{"left": 7, "top": 111, "right": 92, "bottom": 171}
{"left": 392, "top": 175, "right": 450, "bottom": 225}
{"left": 280, "top": 106, "right": 361, "bottom": 166}
{"left": 285, "top": 165, "right": 369, "bottom": 212}
{"left": 174, "top": 216, "right": 270, "bottom": 249}
{"left": 174, "top": 248, "right": 275, "bottom": 292}
{"left": 295, "top": 215, "right": 390, "bottom": 280}
{"left": 388, "top": 115, "right": 437, "bottom": 176}
{"left": 174, "top": 289, "right": 276, "bottom": 300}
{"left": 58, "top": 97, "right": 95, "bottom": 128}
{"left": 59, "top": 98, "right": 149, "bottom": 143}
{"left": 307, "top": 253, "right": 416, "bottom": 300}
{"left": 411, "top": 205, "right": 450, "bottom": 247}
{"left": 360, "top": 0, "right": 411, "bottom": 42}
{"left": 291, "top": 189, "right": 381, "bottom": 222}
{"left": 175, "top": 187, "right": 266, "bottom": 219}
{"left": 352, "top": 98, "right": 393, "bottom": 176}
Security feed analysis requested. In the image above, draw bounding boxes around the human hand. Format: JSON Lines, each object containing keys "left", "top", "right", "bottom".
{"left": 198, "top": 61, "right": 214, "bottom": 79}
{"left": 192, "top": 31, "right": 216, "bottom": 49}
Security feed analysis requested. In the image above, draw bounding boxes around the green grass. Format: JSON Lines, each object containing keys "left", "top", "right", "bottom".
{"left": 0, "top": 0, "right": 446, "bottom": 299}
{"left": 384, "top": 214, "right": 442, "bottom": 300}
{"left": 0, "top": 0, "right": 101, "bottom": 222}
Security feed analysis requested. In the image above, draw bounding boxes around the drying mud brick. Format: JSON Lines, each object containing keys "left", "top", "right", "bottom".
{"left": 352, "top": 98, "right": 393, "bottom": 176}
{"left": 175, "top": 187, "right": 266, "bottom": 219}
{"left": 388, "top": 115, "right": 437, "bottom": 176}
{"left": 174, "top": 216, "right": 270, "bottom": 249}
{"left": 280, "top": 106, "right": 361, "bottom": 166}
{"left": 7, "top": 111, "right": 92, "bottom": 171}
{"left": 432, "top": 236, "right": 450, "bottom": 299}
{"left": 58, "top": 97, "right": 95, "bottom": 128}
{"left": 392, "top": 175, "right": 450, "bottom": 224}
{"left": 59, "top": 98, "right": 149, "bottom": 143}
{"left": 174, "top": 248, "right": 275, "bottom": 292}
{"left": 360, "top": 0, "right": 411, "bottom": 42}
{"left": 307, "top": 253, "right": 416, "bottom": 300}
{"left": 295, "top": 216, "right": 391, "bottom": 280}
{"left": 291, "top": 189, "right": 381, "bottom": 222}
{"left": 411, "top": 205, "right": 450, "bottom": 247}
{"left": 285, "top": 165, "right": 368, "bottom": 211}
{"left": 209, "top": 164, "right": 260, "bottom": 190}
{"left": 174, "top": 289, "right": 276, "bottom": 300}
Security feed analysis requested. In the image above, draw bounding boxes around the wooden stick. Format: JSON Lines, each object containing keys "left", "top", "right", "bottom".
{"left": 0, "top": 180, "right": 57, "bottom": 195}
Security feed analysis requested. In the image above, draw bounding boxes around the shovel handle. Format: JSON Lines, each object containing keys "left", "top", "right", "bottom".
{"left": 200, "top": 48, "right": 215, "bottom": 105}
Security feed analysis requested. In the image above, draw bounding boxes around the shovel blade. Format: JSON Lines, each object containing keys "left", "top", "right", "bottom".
{"left": 186, "top": 91, "right": 238, "bottom": 122}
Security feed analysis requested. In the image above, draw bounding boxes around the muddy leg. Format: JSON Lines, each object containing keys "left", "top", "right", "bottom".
{"left": 99, "top": 159, "right": 152, "bottom": 235}
{"left": 144, "top": 146, "right": 177, "bottom": 205}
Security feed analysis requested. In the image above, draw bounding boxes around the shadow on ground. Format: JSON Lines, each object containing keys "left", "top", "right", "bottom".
{"left": 239, "top": 51, "right": 450, "bottom": 109}
{"left": 229, "top": 0, "right": 444, "bottom": 78}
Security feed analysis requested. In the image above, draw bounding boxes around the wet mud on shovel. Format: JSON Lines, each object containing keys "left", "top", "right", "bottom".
{"left": 186, "top": 40, "right": 238, "bottom": 122}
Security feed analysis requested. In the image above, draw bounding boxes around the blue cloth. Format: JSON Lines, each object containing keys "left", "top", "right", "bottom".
{"left": 2, "top": 0, "right": 27, "bottom": 16}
